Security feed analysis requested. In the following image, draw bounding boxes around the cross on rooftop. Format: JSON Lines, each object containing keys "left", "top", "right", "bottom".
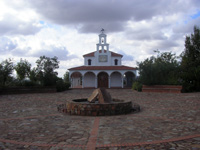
{"left": 101, "top": 28, "right": 105, "bottom": 33}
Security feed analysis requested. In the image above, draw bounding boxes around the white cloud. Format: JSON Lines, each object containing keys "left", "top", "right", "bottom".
{"left": 0, "top": 0, "right": 42, "bottom": 36}
{"left": 30, "top": 44, "right": 78, "bottom": 60}
{"left": 0, "top": 0, "right": 200, "bottom": 77}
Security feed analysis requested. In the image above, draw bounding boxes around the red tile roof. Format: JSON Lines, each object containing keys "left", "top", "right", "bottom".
{"left": 68, "top": 65, "right": 137, "bottom": 71}
{"left": 83, "top": 50, "right": 123, "bottom": 57}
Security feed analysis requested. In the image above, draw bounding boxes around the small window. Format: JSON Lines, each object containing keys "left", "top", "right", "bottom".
{"left": 88, "top": 59, "right": 92, "bottom": 65}
{"left": 114, "top": 59, "right": 118, "bottom": 65}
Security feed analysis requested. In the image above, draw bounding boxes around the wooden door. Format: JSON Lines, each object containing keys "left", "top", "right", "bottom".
{"left": 98, "top": 72, "right": 108, "bottom": 88}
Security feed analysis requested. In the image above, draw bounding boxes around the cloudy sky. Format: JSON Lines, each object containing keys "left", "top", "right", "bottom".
{"left": 0, "top": 0, "right": 200, "bottom": 77}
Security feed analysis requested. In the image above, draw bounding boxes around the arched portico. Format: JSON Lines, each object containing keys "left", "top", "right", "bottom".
{"left": 124, "top": 71, "right": 136, "bottom": 88}
{"left": 70, "top": 72, "right": 82, "bottom": 88}
{"left": 84, "top": 72, "right": 96, "bottom": 88}
{"left": 110, "top": 71, "right": 122, "bottom": 88}
{"left": 69, "top": 69, "right": 137, "bottom": 89}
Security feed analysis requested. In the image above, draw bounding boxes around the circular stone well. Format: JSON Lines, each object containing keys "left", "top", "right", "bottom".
{"left": 57, "top": 88, "right": 140, "bottom": 116}
{"left": 57, "top": 98, "right": 140, "bottom": 116}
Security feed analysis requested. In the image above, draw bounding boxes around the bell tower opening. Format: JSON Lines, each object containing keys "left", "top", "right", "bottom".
{"left": 101, "top": 37, "right": 104, "bottom": 44}
{"left": 96, "top": 28, "right": 109, "bottom": 53}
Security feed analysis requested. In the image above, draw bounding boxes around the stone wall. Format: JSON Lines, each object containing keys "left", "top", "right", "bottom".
{"left": 57, "top": 99, "right": 140, "bottom": 116}
{"left": 142, "top": 85, "right": 182, "bottom": 93}
{"left": 0, "top": 87, "right": 56, "bottom": 95}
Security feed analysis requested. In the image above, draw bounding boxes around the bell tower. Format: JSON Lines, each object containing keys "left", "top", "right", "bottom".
{"left": 96, "top": 28, "right": 109, "bottom": 53}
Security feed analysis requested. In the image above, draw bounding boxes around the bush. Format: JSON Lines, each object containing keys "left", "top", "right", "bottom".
{"left": 182, "top": 82, "right": 197, "bottom": 93}
{"left": 11, "top": 79, "right": 39, "bottom": 87}
{"left": 132, "top": 82, "right": 142, "bottom": 92}
{"left": 65, "top": 82, "right": 71, "bottom": 89}
{"left": 23, "top": 80, "right": 38, "bottom": 86}
{"left": 56, "top": 79, "right": 70, "bottom": 92}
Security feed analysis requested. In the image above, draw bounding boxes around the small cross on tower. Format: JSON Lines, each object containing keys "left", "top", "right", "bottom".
{"left": 101, "top": 28, "right": 105, "bottom": 33}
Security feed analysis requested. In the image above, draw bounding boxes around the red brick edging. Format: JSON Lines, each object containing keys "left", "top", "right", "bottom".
{"left": 142, "top": 85, "right": 182, "bottom": 93}
{"left": 0, "top": 134, "right": 199, "bottom": 149}
{"left": 86, "top": 117, "right": 100, "bottom": 150}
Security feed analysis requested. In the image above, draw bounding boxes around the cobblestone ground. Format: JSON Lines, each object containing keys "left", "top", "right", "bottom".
{"left": 0, "top": 89, "right": 199, "bottom": 150}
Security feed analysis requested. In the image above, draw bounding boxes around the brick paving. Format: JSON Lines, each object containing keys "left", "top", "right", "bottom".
{"left": 0, "top": 89, "right": 200, "bottom": 150}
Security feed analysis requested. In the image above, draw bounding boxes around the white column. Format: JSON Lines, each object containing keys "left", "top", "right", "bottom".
{"left": 71, "top": 78, "right": 73, "bottom": 88}
{"left": 95, "top": 76, "right": 97, "bottom": 88}
{"left": 97, "top": 44, "right": 99, "bottom": 51}
{"left": 102, "top": 45, "right": 104, "bottom": 52}
{"left": 82, "top": 76, "right": 84, "bottom": 88}
{"left": 108, "top": 76, "right": 111, "bottom": 88}
{"left": 121, "top": 75, "right": 124, "bottom": 88}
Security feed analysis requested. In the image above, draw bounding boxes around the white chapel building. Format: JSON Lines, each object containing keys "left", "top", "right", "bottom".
{"left": 69, "top": 29, "right": 137, "bottom": 88}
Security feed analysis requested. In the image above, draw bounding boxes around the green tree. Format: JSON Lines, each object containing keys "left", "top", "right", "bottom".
{"left": 138, "top": 56, "right": 155, "bottom": 85}
{"left": 29, "top": 67, "right": 38, "bottom": 83}
{"left": 138, "top": 51, "right": 180, "bottom": 85}
{"left": 15, "top": 59, "right": 31, "bottom": 81}
{"left": 63, "top": 71, "right": 70, "bottom": 83}
{"left": 180, "top": 26, "right": 200, "bottom": 92}
{"left": 0, "top": 58, "right": 14, "bottom": 87}
{"left": 35, "top": 56, "right": 59, "bottom": 86}
{"left": 63, "top": 71, "right": 71, "bottom": 90}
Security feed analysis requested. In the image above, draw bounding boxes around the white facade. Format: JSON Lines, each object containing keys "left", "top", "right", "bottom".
{"left": 69, "top": 29, "right": 137, "bottom": 89}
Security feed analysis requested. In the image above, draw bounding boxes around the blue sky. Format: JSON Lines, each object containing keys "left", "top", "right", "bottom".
{"left": 191, "top": 10, "right": 200, "bottom": 19}
{"left": 0, "top": 0, "right": 200, "bottom": 77}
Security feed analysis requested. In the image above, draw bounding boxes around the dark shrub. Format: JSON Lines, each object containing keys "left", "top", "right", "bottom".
{"left": 56, "top": 79, "right": 70, "bottom": 92}
{"left": 132, "top": 82, "right": 142, "bottom": 92}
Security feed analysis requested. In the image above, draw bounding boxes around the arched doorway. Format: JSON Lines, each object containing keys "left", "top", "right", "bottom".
{"left": 84, "top": 72, "right": 95, "bottom": 88}
{"left": 71, "top": 72, "right": 82, "bottom": 88}
{"left": 124, "top": 72, "right": 135, "bottom": 88}
{"left": 98, "top": 72, "right": 108, "bottom": 88}
{"left": 110, "top": 72, "right": 122, "bottom": 88}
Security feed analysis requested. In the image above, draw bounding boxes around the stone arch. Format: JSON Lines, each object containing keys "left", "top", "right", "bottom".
{"left": 84, "top": 72, "right": 96, "bottom": 88}
{"left": 70, "top": 72, "right": 82, "bottom": 88}
{"left": 97, "top": 72, "right": 109, "bottom": 88}
{"left": 124, "top": 71, "right": 136, "bottom": 88}
{"left": 110, "top": 71, "right": 122, "bottom": 88}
